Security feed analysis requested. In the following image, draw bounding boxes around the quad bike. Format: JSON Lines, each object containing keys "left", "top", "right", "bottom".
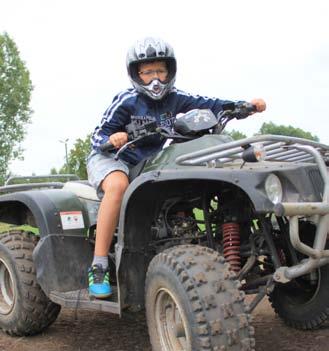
{"left": 0, "top": 103, "right": 328, "bottom": 351}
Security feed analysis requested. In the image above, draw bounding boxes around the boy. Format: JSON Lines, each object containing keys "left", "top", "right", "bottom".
{"left": 87, "top": 37, "right": 266, "bottom": 298}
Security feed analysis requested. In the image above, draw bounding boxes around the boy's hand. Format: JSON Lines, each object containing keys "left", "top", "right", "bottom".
{"left": 250, "top": 98, "right": 266, "bottom": 112}
{"left": 109, "top": 132, "right": 128, "bottom": 148}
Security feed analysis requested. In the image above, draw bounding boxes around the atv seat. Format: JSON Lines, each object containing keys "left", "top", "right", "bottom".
{"left": 62, "top": 159, "right": 147, "bottom": 202}
{"left": 63, "top": 181, "right": 100, "bottom": 201}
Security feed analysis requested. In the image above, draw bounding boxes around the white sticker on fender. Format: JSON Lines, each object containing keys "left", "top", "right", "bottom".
{"left": 60, "top": 211, "right": 85, "bottom": 230}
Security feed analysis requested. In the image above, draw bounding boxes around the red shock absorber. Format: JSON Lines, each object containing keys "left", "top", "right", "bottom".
{"left": 222, "top": 222, "right": 241, "bottom": 272}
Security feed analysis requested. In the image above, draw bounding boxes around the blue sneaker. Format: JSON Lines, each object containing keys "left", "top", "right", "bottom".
{"left": 88, "top": 264, "right": 112, "bottom": 299}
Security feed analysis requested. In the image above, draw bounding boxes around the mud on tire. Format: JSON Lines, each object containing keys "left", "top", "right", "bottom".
{"left": 0, "top": 230, "right": 61, "bottom": 336}
{"left": 145, "top": 244, "right": 255, "bottom": 351}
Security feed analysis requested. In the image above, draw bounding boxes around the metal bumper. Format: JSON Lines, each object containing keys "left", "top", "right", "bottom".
{"left": 273, "top": 145, "right": 329, "bottom": 282}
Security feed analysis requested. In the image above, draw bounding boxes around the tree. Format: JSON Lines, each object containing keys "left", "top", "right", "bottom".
{"left": 259, "top": 122, "right": 319, "bottom": 141}
{"left": 59, "top": 134, "right": 91, "bottom": 179}
{"left": 50, "top": 167, "right": 58, "bottom": 175}
{"left": 0, "top": 32, "right": 33, "bottom": 184}
{"left": 227, "top": 129, "right": 247, "bottom": 140}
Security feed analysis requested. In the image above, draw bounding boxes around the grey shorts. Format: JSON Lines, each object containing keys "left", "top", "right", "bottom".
{"left": 87, "top": 151, "right": 130, "bottom": 199}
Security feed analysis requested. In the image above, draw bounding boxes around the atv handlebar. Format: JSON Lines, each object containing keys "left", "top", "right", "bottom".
{"left": 99, "top": 102, "right": 258, "bottom": 157}
{"left": 99, "top": 141, "right": 117, "bottom": 152}
{"left": 215, "top": 102, "right": 257, "bottom": 134}
{"left": 99, "top": 120, "right": 161, "bottom": 155}
{"left": 219, "top": 102, "right": 257, "bottom": 121}
{"left": 235, "top": 102, "right": 257, "bottom": 119}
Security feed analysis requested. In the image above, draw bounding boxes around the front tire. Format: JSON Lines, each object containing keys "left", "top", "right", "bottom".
{"left": 270, "top": 221, "right": 329, "bottom": 329}
{"left": 270, "top": 264, "right": 329, "bottom": 329}
{"left": 145, "top": 245, "right": 255, "bottom": 351}
{"left": 0, "top": 230, "right": 61, "bottom": 336}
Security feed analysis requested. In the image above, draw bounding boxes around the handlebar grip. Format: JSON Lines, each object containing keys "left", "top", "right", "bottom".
{"left": 235, "top": 102, "right": 257, "bottom": 119}
{"left": 240, "top": 102, "right": 257, "bottom": 112}
{"left": 99, "top": 142, "right": 116, "bottom": 152}
{"left": 246, "top": 102, "right": 257, "bottom": 112}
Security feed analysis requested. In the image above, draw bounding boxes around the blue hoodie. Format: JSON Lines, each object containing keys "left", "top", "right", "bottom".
{"left": 91, "top": 88, "right": 236, "bottom": 165}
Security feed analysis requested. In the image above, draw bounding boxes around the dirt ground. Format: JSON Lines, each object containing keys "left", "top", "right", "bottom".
{"left": 0, "top": 297, "right": 328, "bottom": 351}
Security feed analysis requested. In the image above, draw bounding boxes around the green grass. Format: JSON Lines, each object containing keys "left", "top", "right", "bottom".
{"left": 0, "top": 222, "right": 39, "bottom": 235}
{"left": 193, "top": 208, "right": 205, "bottom": 231}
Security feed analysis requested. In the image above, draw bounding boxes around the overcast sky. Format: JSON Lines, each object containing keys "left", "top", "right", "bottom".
{"left": 1, "top": 0, "right": 328, "bottom": 176}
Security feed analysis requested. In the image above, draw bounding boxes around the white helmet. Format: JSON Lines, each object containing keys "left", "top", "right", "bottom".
{"left": 126, "top": 37, "right": 177, "bottom": 100}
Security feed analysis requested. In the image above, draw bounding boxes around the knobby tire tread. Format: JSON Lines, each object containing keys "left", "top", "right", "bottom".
{"left": 146, "top": 244, "right": 255, "bottom": 351}
{"left": 0, "top": 230, "right": 60, "bottom": 336}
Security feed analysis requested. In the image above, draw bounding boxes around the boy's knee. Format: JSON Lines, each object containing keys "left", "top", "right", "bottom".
{"left": 102, "top": 172, "right": 129, "bottom": 196}
{"left": 113, "top": 178, "right": 129, "bottom": 195}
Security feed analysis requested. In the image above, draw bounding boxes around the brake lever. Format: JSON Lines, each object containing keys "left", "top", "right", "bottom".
{"left": 218, "top": 110, "right": 234, "bottom": 126}
{"left": 114, "top": 132, "right": 161, "bottom": 160}
{"left": 114, "top": 137, "right": 142, "bottom": 160}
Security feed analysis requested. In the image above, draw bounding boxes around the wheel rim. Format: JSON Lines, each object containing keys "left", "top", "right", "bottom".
{"left": 0, "top": 258, "right": 15, "bottom": 314}
{"left": 154, "top": 288, "right": 191, "bottom": 351}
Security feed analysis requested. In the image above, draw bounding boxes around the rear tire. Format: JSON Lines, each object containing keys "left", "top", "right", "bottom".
{"left": 0, "top": 230, "right": 61, "bottom": 336}
{"left": 145, "top": 244, "right": 255, "bottom": 351}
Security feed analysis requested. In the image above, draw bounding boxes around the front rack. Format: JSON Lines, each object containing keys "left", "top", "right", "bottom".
{"left": 175, "top": 134, "right": 329, "bottom": 167}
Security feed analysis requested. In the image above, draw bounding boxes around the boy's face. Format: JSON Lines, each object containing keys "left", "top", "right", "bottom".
{"left": 138, "top": 61, "right": 168, "bottom": 84}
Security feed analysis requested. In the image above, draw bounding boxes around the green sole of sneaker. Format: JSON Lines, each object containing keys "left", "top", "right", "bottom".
{"left": 89, "top": 292, "right": 112, "bottom": 300}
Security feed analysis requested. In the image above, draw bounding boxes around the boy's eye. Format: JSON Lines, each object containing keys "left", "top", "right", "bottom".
{"left": 139, "top": 69, "right": 168, "bottom": 77}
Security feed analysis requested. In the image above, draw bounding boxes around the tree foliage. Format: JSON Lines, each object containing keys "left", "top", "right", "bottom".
{"left": 259, "top": 122, "right": 319, "bottom": 141}
{"left": 0, "top": 32, "right": 33, "bottom": 183}
{"left": 59, "top": 134, "right": 91, "bottom": 180}
{"left": 227, "top": 129, "right": 247, "bottom": 140}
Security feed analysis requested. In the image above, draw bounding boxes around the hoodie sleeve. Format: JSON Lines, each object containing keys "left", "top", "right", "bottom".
{"left": 91, "top": 90, "right": 137, "bottom": 150}
{"left": 175, "top": 89, "right": 241, "bottom": 117}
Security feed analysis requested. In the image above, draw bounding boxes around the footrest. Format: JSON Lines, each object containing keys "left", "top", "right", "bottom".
{"left": 49, "top": 287, "right": 120, "bottom": 314}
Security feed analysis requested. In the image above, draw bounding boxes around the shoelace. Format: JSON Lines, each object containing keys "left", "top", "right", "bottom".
{"left": 91, "top": 265, "right": 107, "bottom": 284}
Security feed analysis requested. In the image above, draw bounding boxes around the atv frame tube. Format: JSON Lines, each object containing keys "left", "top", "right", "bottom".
{"left": 272, "top": 144, "right": 329, "bottom": 282}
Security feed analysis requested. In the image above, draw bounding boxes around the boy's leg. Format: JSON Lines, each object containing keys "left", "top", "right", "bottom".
{"left": 88, "top": 171, "right": 129, "bottom": 298}
{"left": 95, "top": 171, "right": 129, "bottom": 256}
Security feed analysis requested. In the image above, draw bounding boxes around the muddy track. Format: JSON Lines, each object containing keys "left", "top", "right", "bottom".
{"left": 0, "top": 298, "right": 328, "bottom": 351}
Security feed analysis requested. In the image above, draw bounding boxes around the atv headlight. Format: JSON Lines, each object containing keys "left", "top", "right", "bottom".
{"left": 265, "top": 174, "right": 283, "bottom": 204}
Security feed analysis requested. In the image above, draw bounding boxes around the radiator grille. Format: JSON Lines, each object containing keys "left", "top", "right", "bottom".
{"left": 308, "top": 169, "right": 324, "bottom": 199}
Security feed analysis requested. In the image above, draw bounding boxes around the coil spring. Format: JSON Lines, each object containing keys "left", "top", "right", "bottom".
{"left": 222, "top": 222, "right": 241, "bottom": 272}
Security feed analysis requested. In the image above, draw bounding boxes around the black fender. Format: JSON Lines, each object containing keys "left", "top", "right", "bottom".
{"left": 115, "top": 162, "right": 319, "bottom": 309}
{"left": 0, "top": 189, "right": 92, "bottom": 237}
{"left": 115, "top": 167, "right": 273, "bottom": 309}
{"left": 0, "top": 189, "right": 93, "bottom": 293}
{"left": 0, "top": 190, "right": 63, "bottom": 236}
